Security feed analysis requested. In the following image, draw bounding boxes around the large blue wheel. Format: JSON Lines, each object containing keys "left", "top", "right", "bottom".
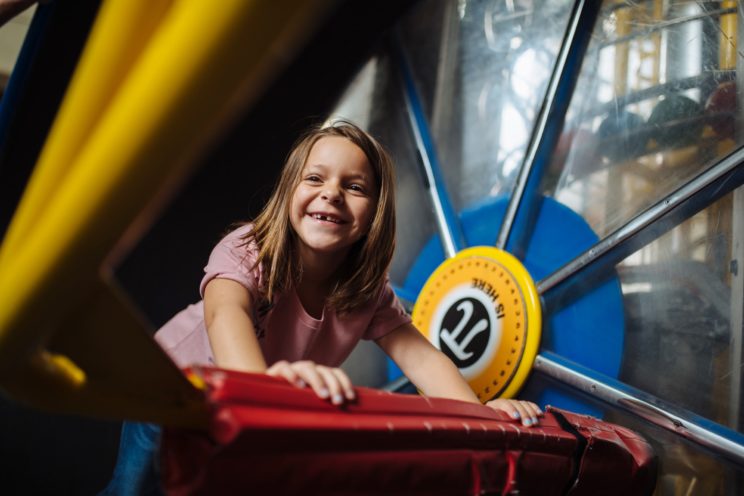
{"left": 393, "top": 196, "right": 623, "bottom": 415}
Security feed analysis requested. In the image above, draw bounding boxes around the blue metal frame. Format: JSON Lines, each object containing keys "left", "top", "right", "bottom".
{"left": 539, "top": 143, "right": 744, "bottom": 312}
{"left": 392, "top": 37, "right": 466, "bottom": 259}
{"left": 535, "top": 351, "right": 744, "bottom": 466}
{"left": 495, "top": 0, "right": 601, "bottom": 260}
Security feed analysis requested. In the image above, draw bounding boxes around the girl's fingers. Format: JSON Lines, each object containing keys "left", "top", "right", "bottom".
{"left": 315, "top": 366, "right": 344, "bottom": 405}
{"left": 486, "top": 399, "right": 542, "bottom": 427}
{"left": 330, "top": 367, "right": 355, "bottom": 401}
{"left": 514, "top": 400, "right": 541, "bottom": 426}
{"left": 326, "top": 367, "right": 355, "bottom": 402}
{"left": 314, "top": 365, "right": 356, "bottom": 405}
{"left": 508, "top": 400, "right": 531, "bottom": 426}
{"left": 524, "top": 401, "right": 543, "bottom": 420}
{"left": 484, "top": 399, "right": 517, "bottom": 419}
{"left": 266, "top": 360, "right": 303, "bottom": 388}
{"left": 266, "top": 361, "right": 355, "bottom": 405}
{"left": 292, "top": 361, "right": 330, "bottom": 400}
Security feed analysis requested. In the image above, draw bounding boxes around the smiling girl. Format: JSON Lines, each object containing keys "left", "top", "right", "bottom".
{"left": 101, "top": 121, "right": 541, "bottom": 495}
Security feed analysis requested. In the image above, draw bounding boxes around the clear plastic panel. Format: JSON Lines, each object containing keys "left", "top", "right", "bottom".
{"left": 545, "top": 1, "right": 742, "bottom": 239}
{"left": 607, "top": 409, "right": 744, "bottom": 496}
{"left": 542, "top": 185, "right": 744, "bottom": 433}
{"left": 399, "top": 0, "right": 574, "bottom": 212}
{"left": 618, "top": 186, "right": 744, "bottom": 433}
{"left": 329, "top": 54, "right": 441, "bottom": 301}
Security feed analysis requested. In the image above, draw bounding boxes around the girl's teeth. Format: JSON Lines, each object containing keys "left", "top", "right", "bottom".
{"left": 314, "top": 214, "right": 338, "bottom": 223}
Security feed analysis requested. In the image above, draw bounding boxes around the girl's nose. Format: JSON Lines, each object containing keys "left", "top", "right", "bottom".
{"left": 321, "top": 185, "right": 343, "bottom": 203}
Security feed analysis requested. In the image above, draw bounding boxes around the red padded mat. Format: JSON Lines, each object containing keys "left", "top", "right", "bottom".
{"left": 161, "top": 368, "right": 656, "bottom": 495}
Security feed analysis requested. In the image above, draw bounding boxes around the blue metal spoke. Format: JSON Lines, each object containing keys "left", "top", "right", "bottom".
{"left": 535, "top": 351, "right": 744, "bottom": 466}
{"left": 496, "top": 0, "right": 601, "bottom": 260}
{"left": 393, "top": 36, "right": 466, "bottom": 259}
{"left": 538, "top": 144, "right": 744, "bottom": 313}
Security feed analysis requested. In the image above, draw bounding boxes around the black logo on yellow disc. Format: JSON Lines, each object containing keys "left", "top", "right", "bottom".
{"left": 439, "top": 296, "right": 490, "bottom": 368}
{"left": 412, "top": 247, "right": 541, "bottom": 402}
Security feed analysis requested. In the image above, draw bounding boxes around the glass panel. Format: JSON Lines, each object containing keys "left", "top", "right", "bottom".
{"left": 329, "top": 54, "right": 441, "bottom": 303}
{"left": 399, "top": 0, "right": 575, "bottom": 212}
{"left": 619, "top": 189, "right": 743, "bottom": 432}
{"left": 543, "top": 185, "right": 744, "bottom": 433}
{"left": 545, "top": 0, "right": 742, "bottom": 239}
{"left": 521, "top": 373, "right": 744, "bottom": 496}
{"left": 607, "top": 409, "right": 744, "bottom": 496}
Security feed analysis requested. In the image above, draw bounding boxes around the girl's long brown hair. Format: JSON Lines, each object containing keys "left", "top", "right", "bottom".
{"left": 243, "top": 120, "right": 396, "bottom": 313}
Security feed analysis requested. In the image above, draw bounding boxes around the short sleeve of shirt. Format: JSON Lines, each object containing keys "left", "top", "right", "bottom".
{"left": 199, "top": 224, "right": 262, "bottom": 299}
{"left": 362, "top": 281, "right": 412, "bottom": 341}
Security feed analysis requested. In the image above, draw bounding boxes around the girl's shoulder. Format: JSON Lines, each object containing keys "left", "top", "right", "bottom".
{"left": 224, "top": 222, "right": 255, "bottom": 241}
{"left": 200, "top": 223, "right": 264, "bottom": 297}
{"left": 218, "top": 223, "right": 258, "bottom": 250}
{"left": 206, "top": 223, "right": 261, "bottom": 268}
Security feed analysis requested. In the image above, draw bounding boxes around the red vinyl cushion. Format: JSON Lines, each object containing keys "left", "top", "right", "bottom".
{"left": 161, "top": 368, "right": 656, "bottom": 495}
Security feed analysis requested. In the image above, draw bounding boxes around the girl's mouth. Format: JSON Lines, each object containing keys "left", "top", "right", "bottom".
{"left": 311, "top": 213, "right": 344, "bottom": 224}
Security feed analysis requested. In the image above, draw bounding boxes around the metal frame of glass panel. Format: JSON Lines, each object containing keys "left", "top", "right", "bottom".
{"left": 393, "top": 40, "right": 465, "bottom": 259}
{"left": 535, "top": 352, "right": 744, "bottom": 466}
{"left": 731, "top": 190, "right": 744, "bottom": 432}
{"left": 389, "top": 0, "right": 744, "bottom": 466}
{"left": 496, "top": 0, "right": 601, "bottom": 258}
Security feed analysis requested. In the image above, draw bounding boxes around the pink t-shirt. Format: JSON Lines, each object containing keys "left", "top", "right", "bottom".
{"left": 155, "top": 225, "right": 411, "bottom": 368}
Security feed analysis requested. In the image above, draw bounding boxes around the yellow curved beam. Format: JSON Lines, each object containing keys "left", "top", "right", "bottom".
{"left": 0, "top": 0, "right": 335, "bottom": 424}
{"left": 0, "top": 0, "right": 172, "bottom": 262}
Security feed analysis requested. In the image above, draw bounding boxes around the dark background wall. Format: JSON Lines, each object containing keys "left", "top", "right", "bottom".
{"left": 0, "top": 1, "right": 416, "bottom": 493}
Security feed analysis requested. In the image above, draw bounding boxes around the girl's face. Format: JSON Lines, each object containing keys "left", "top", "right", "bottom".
{"left": 290, "top": 136, "right": 377, "bottom": 262}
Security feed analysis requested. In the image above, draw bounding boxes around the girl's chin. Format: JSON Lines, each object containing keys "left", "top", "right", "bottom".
{"left": 298, "top": 239, "right": 352, "bottom": 256}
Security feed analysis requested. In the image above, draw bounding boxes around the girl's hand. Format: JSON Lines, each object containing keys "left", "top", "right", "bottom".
{"left": 485, "top": 399, "right": 543, "bottom": 427}
{"left": 266, "top": 360, "right": 356, "bottom": 406}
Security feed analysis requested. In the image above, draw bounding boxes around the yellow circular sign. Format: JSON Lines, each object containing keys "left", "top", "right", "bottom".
{"left": 412, "top": 247, "right": 541, "bottom": 402}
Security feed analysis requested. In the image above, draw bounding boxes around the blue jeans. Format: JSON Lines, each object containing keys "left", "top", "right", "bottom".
{"left": 98, "top": 422, "right": 163, "bottom": 496}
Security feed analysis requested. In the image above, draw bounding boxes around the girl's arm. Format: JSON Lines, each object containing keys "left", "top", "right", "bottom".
{"left": 203, "top": 278, "right": 267, "bottom": 372}
{"left": 203, "top": 278, "right": 355, "bottom": 404}
{"left": 376, "top": 323, "right": 542, "bottom": 426}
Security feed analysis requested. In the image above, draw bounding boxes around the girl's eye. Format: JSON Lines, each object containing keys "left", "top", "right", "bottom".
{"left": 305, "top": 175, "right": 322, "bottom": 183}
{"left": 348, "top": 184, "right": 365, "bottom": 193}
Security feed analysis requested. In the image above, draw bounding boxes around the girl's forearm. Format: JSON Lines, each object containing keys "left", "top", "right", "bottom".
{"left": 405, "top": 348, "right": 480, "bottom": 404}
{"left": 378, "top": 324, "right": 481, "bottom": 404}
{"left": 379, "top": 325, "right": 541, "bottom": 425}
{"left": 206, "top": 305, "right": 267, "bottom": 373}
